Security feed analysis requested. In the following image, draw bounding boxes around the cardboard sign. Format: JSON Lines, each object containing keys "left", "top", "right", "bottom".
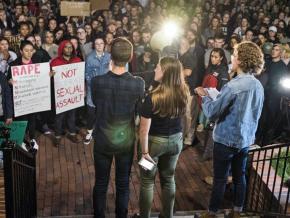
{"left": 53, "top": 62, "right": 85, "bottom": 114}
{"left": 12, "top": 62, "right": 51, "bottom": 117}
{"left": 90, "top": 0, "right": 110, "bottom": 11}
{"left": 60, "top": 1, "right": 91, "bottom": 16}
{"left": 0, "top": 121, "right": 27, "bottom": 147}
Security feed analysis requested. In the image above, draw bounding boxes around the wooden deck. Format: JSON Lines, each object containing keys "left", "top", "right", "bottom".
{"left": 36, "top": 131, "right": 217, "bottom": 217}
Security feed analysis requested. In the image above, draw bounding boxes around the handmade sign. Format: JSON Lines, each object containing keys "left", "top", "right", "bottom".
{"left": 11, "top": 62, "right": 51, "bottom": 117}
{"left": 90, "top": 0, "right": 110, "bottom": 11}
{"left": 53, "top": 62, "right": 85, "bottom": 114}
{"left": 60, "top": 1, "right": 91, "bottom": 16}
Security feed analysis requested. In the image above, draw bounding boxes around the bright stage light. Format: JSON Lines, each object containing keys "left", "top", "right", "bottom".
{"left": 150, "top": 20, "right": 181, "bottom": 51}
{"left": 161, "top": 21, "right": 180, "bottom": 39}
{"left": 281, "top": 77, "right": 290, "bottom": 89}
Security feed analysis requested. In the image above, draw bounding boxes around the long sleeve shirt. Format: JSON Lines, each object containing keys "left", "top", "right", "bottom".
{"left": 202, "top": 73, "right": 264, "bottom": 150}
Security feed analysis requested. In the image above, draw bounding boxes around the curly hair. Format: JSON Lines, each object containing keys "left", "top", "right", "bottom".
{"left": 235, "top": 41, "right": 264, "bottom": 75}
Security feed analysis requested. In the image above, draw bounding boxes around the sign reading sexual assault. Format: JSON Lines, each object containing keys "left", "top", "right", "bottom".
{"left": 53, "top": 62, "right": 85, "bottom": 114}
{"left": 11, "top": 62, "right": 51, "bottom": 117}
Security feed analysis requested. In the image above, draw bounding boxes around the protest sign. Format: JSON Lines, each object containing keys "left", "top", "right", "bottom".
{"left": 12, "top": 62, "right": 51, "bottom": 117}
{"left": 60, "top": 1, "right": 91, "bottom": 16}
{"left": 90, "top": 0, "right": 110, "bottom": 11}
{"left": 53, "top": 62, "right": 85, "bottom": 114}
{"left": 0, "top": 121, "right": 27, "bottom": 146}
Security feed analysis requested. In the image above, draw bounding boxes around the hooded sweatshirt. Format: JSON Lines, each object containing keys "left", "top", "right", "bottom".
{"left": 50, "top": 40, "right": 82, "bottom": 67}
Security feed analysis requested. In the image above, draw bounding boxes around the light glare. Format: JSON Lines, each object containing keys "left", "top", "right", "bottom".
{"left": 161, "top": 21, "right": 179, "bottom": 39}
{"left": 281, "top": 78, "right": 290, "bottom": 89}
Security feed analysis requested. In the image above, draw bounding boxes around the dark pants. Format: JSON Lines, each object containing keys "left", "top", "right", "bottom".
{"left": 209, "top": 142, "right": 248, "bottom": 213}
{"left": 16, "top": 113, "right": 36, "bottom": 139}
{"left": 54, "top": 110, "right": 76, "bottom": 136}
{"left": 93, "top": 150, "right": 133, "bottom": 218}
{"left": 86, "top": 105, "right": 96, "bottom": 130}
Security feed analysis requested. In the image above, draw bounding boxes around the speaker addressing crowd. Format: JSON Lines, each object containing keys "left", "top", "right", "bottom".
{"left": 0, "top": 0, "right": 289, "bottom": 217}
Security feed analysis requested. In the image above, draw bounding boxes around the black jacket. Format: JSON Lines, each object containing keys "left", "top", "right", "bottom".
{"left": 0, "top": 73, "right": 13, "bottom": 120}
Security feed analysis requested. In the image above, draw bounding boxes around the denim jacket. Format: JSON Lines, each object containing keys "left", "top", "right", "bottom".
{"left": 202, "top": 73, "right": 264, "bottom": 150}
{"left": 85, "top": 51, "right": 111, "bottom": 107}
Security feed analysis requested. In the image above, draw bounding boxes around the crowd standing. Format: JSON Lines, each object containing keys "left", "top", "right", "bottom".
{"left": 0, "top": 0, "right": 290, "bottom": 217}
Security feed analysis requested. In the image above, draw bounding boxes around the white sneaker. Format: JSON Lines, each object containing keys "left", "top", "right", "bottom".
{"left": 83, "top": 131, "right": 92, "bottom": 145}
{"left": 30, "top": 139, "right": 39, "bottom": 150}
{"left": 21, "top": 142, "right": 28, "bottom": 152}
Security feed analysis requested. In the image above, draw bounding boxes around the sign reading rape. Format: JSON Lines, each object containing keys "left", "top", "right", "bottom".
{"left": 53, "top": 62, "right": 85, "bottom": 114}
{"left": 12, "top": 62, "right": 51, "bottom": 117}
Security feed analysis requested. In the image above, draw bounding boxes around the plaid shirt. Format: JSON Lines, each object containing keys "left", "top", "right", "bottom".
{"left": 91, "top": 71, "right": 145, "bottom": 154}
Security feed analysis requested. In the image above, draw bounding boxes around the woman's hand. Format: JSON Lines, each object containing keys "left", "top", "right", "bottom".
{"left": 8, "top": 79, "right": 16, "bottom": 86}
{"left": 142, "top": 153, "right": 156, "bottom": 165}
{"left": 49, "top": 70, "right": 55, "bottom": 77}
{"left": 5, "top": 118, "right": 13, "bottom": 125}
{"left": 194, "top": 87, "right": 208, "bottom": 97}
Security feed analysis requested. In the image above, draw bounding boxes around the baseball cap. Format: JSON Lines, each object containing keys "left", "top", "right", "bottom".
{"left": 269, "top": 26, "right": 277, "bottom": 33}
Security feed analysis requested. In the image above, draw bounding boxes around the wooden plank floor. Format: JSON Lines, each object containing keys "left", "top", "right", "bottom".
{"left": 36, "top": 131, "right": 215, "bottom": 217}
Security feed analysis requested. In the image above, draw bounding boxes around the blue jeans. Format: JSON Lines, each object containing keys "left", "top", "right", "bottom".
{"left": 209, "top": 142, "right": 249, "bottom": 213}
{"left": 93, "top": 150, "right": 133, "bottom": 218}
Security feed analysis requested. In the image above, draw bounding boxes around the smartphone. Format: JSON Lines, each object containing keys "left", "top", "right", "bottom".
{"left": 138, "top": 157, "right": 155, "bottom": 171}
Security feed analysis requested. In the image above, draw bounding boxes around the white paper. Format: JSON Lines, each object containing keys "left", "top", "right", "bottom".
{"left": 12, "top": 62, "right": 51, "bottom": 117}
{"left": 205, "top": 88, "right": 220, "bottom": 100}
{"left": 53, "top": 62, "right": 85, "bottom": 114}
{"left": 138, "top": 157, "right": 155, "bottom": 171}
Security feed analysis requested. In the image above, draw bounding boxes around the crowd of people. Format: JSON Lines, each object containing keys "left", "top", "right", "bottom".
{"left": 0, "top": 0, "right": 290, "bottom": 217}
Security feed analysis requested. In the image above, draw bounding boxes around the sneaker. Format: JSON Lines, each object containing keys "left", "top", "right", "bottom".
{"left": 67, "top": 133, "right": 81, "bottom": 143}
{"left": 196, "top": 124, "right": 204, "bottom": 132}
{"left": 20, "top": 141, "right": 32, "bottom": 152}
{"left": 30, "top": 139, "right": 39, "bottom": 150}
{"left": 83, "top": 131, "right": 92, "bottom": 145}
{"left": 42, "top": 124, "right": 52, "bottom": 135}
{"left": 21, "top": 142, "right": 29, "bottom": 152}
{"left": 53, "top": 136, "right": 61, "bottom": 147}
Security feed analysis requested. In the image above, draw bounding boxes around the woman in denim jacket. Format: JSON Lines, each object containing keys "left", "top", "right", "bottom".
{"left": 138, "top": 57, "right": 190, "bottom": 218}
{"left": 196, "top": 41, "right": 264, "bottom": 218}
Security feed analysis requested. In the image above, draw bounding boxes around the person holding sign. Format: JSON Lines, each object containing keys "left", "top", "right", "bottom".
{"left": 50, "top": 40, "right": 82, "bottom": 147}
{"left": 7, "top": 40, "right": 39, "bottom": 149}
{"left": 91, "top": 37, "right": 144, "bottom": 218}
{"left": 84, "top": 36, "right": 111, "bottom": 145}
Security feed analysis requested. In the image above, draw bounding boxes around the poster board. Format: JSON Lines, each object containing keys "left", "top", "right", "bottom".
{"left": 0, "top": 121, "right": 27, "bottom": 146}
{"left": 60, "top": 1, "right": 91, "bottom": 16}
{"left": 53, "top": 62, "right": 85, "bottom": 114}
{"left": 11, "top": 62, "right": 51, "bottom": 117}
{"left": 90, "top": 0, "right": 110, "bottom": 11}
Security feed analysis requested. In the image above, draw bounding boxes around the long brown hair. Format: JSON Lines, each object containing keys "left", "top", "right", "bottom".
{"left": 151, "top": 57, "right": 189, "bottom": 118}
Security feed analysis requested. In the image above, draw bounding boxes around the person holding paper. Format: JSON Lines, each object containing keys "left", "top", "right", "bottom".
{"left": 138, "top": 57, "right": 189, "bottom": 218}
{"left": 195, "top": 41, "right": 264, "bottom": 218}
{"left": 7, "top": 40, "right": 38, "bottom": 149}
{"left": 50, "top": 40, "right": 82, "bottom": 146}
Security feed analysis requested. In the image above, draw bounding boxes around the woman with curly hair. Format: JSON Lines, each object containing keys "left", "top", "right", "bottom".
{"left": 138, "top": 57, "right": 189, "bottom": 218}
{"left": 196, "top": 41, "right": 264, "bottom": 218}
